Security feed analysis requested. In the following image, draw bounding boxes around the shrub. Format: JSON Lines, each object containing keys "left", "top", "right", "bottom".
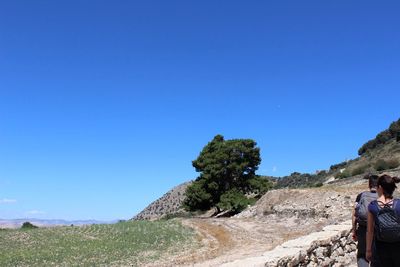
{"left": 162, "top": 212, "right": 191, "bottom": 220}
{"left": 386, "top": 159, "right": 400, "bottom": 169}
{"left": 336, "top": 169, "right": 351, "bottom": 179}
{"left": 312, "top": 182, "right": 324, "bottom": 188}
{"left": 21, "top": 222, "right": 38, "bottom": 229}
{"left": 330, "top": 162, "right": 347, "bottom": 171}
{"left": 351, "top": 164, "right": 369, "bottom": 176}
{"left": 374, "top": 159, "right": 400, "bottom": 171}
{"left": 389, "top": 119, "right": 400, "bottom": 137}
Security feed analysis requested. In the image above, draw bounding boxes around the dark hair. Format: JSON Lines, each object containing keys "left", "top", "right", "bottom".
{"left": 377, "top": 174, "right": 400, "bottom": 198}
{"left": 365, "top": 174, "right": 379, "bottom": 189}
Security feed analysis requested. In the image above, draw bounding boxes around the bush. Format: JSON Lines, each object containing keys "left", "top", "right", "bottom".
{"left": 389, "top": 119, "right": 400, "bottom": 137}
{"left": 374, "top": 159, "right": 400, "bottom": 171}
{"left": 162, "top": 212, "right": 194, "bottom": 220}
{"left": 312, "top": 182, "right": 324, "bottom": 188}
{"left": 336, "top": 169, "right": 351, "bottom": 179}
{"left": 274, "top": 172, "right": 323, "bottom": 189}
{"left": 351, "top": 164, "right": 369, "bottom": 176}
{"left": 330, "top": 162, "right": 347, "bottom": 171}
{"left": 21, "top": 222, "right": 38, "bottom": 229}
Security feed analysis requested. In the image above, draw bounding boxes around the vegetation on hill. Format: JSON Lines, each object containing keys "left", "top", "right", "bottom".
{"left": 183, "top": 135, "right": 272, "bottom": 214}
{"left": 274, "top": 171, "right": 327, "bottom": 189}
{"left": 275, "top": 118, "right": 400, "bottom": 189}
{"left": 358, "top": 118, "right": 400, "bottom": 155}
{"left": 0, "top": 220, "right": 197, "bottom": 266}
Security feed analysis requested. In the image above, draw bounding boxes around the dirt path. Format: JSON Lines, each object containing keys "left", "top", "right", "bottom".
{"left": 146, "top": 216, "right": 330, "bottom": 267}
{"left": 146, "top": 180, "right": 373, "bottom": 266}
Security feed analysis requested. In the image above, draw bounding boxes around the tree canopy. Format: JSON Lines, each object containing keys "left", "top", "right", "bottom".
{"left": 183, "top": 135, "right": 270, "bottom": 213}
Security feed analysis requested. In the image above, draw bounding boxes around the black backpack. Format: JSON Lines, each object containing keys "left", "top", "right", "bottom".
{"left": 356, "top": 191, "right": 377, "bottom": 226}
{"left": 374, "top": 199, "right": 400, "bottom": 243}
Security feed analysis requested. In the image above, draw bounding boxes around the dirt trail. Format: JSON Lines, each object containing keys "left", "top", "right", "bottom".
{"left": 146, "top": 216, "right": 330, "bottom": 267}
{"left": 146, "top": 179, "right": 373, "bottom": 267}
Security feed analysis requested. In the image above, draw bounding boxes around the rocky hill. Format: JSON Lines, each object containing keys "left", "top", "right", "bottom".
{"left": 132, "top": 182, "right": 191, "bottom": 220}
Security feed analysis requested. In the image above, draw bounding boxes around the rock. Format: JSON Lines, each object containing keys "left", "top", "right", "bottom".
{"left": 336, "top": 246, "right": 344, "bottom": 256}
{"left": 221, "top": 220, "right": 355, "bottom": 267}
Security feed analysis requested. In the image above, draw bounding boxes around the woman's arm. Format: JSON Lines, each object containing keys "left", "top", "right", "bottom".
{"left": 366, "top": 211, "right": 374, "bottom": 262}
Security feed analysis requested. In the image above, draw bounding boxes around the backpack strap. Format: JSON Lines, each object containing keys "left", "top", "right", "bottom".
{"left": 393, "top": 199, "right": 400, "bottom": 216}
{"left": 377, "top": 200, "right": 385, "bottom": 208}
{"left": 377, "top": 199, "right": 394, "bottom": 209}
{"left": 393, "top": 199, "right": 397, "bottom": 208}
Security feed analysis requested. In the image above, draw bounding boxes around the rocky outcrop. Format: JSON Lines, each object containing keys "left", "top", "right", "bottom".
{"left": 132, "top": 182, "right": 191, "bottom": 220}
{"left": 221, "top": 220, "right": 356, "bottom": 267}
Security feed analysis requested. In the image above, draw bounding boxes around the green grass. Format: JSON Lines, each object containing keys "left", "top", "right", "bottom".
{"left": 0, "top": 220, "right": 198, "bottom": 267}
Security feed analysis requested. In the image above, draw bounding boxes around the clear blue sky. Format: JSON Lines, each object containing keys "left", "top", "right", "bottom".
{"left": 1, "top": 1, "right": 399, "bottom": 221}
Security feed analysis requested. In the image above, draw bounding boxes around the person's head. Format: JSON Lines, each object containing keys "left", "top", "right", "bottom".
{"left": 377, "top": 174, "right": 400, "bottom": 198}
{"left": 365, "top": 174, "right": 379, "bottom": 190}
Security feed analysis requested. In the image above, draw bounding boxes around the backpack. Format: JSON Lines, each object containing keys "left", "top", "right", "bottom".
{"left": 356, "top": 191, "right": 377, "bottom": 226}
{"left": 374, "top": 199, "right": 400, "bottom": 243}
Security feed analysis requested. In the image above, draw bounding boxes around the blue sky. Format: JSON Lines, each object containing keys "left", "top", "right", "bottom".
{"left": 0, "top": 1, "right": 399, "bottom": 221}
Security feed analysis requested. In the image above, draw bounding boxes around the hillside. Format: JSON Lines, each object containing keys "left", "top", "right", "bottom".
{"left": 132, "top": 119, "right": 400, "bottom": 220}
{"left": 274, "top": 119, "right": 400, "bottom": 189}
{"left": 132, "top": 182, "right": 191, "bottom": 220}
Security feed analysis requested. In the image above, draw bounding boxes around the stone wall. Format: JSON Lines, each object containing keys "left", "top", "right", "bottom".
{"left": 222, "top": 220, "right": 356, "bottom": 267}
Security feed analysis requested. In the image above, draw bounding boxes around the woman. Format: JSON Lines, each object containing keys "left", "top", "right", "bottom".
{"left": 366, "top": 174, "right": 400, "bottom": 266}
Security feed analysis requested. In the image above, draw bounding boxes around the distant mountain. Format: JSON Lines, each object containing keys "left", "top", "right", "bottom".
{"left": 0, "top": 218, "right": 115, "bottom": 229}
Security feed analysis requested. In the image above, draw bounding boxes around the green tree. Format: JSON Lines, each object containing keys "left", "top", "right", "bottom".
{"left": 217, "top": 189, "right": 251, "bottom": 214}
{"left": 21, "top": 222, "right": 38, "bottom": 229}
{"left": 183, "top": 135, "right": 265, "bottom": 213}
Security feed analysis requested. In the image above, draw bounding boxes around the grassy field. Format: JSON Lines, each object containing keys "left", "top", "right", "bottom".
{"left": 0, "top": 219, "right": 198, "bottom": 266}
